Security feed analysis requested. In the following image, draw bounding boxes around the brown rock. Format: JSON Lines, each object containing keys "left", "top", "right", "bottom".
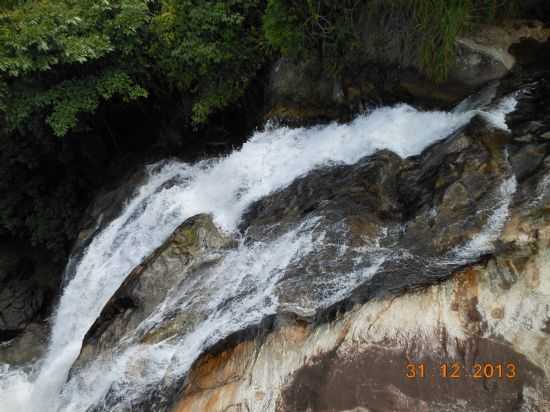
{"left": 171, "top": 218, "right": 550, "bottom": 411}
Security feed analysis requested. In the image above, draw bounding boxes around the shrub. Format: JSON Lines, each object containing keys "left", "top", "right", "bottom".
{"left": 263, "top": 0, "right": 363, "bottom": 74}
{"left": 264, "top": 0, "right": 519, "bottom": 81}
{"left": 149, "top": 0, "right": 265, "bottom": 123}
{"left": 376, "top": 0, "right": 520, "bottom": 81}
{"left": 0, "top": 0, "right": 150, "bottom": 137}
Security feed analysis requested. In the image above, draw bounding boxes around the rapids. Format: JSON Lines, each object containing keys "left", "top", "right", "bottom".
{"left": 0, "top": 98, "right": 517, "bottom": 411}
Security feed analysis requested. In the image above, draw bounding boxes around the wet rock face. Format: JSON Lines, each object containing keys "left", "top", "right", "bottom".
{"left": 169, "top": 78, "right": 550, "bottom": 411}
{"left": 70, "top": 73, "right": 550, "bottom": 411}
{"left": 173, "top": 219, "right": 550, "bottom": 412}
{"left": 241, "top": 115, "right": 519, "bottom": 317}
{"left": 71, "top": 214, "right": 235, "bottom": 372}
{"left": 282, "top": 341, "right": 543, "bottom": 412}
{"left": 0, "top": 323, "right": 49, "bottom": 365}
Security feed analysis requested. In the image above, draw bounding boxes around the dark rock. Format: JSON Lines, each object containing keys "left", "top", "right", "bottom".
{"left": 514, "top": 134, "right": 535, "bottom": 143}
{"left": 239, "top": 114, "right": 517, "bottom": 318}
{"left": 0, "top": 241, "right": 61, "bottom": 341}
{"left": 173, "top": 239, "right": 550, "bottom": 411}
{"left": 510, "top": 144, "right": 547, "bottom": 181}
{"left": 0, "top": 322, "right": 49, "bottom": 365}
{"left": 503, "top": 73, "right": 550, "bottom": 141}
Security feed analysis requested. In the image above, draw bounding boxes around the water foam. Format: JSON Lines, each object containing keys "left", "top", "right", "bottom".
{"left": 56, "top": 217, "right": 320, "bottom": 411}
{"left": 454, "top": 175, "right": 518, "bottom": 260}
{"left": 0, "top": 99, "right": 517, "bottom": 411}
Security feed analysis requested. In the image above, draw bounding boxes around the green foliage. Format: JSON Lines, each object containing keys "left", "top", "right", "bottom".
{"left": 263, "top": 0, "right": 304, "bottom": 56}
{"left": 404, "top": 0, "right": 475, "bottom": 81}
{"left": 1, "top": 0, "right": 266, "bottom": 133}
{"left": 149, "top": 0, "right": 265, "bottom": 123}
{"left": 263, "top": 0, "right": 363, "bottom": 74}
{"left": 374, "top": 0, "right": 519, "bottom": 81}
{"left": 0, "top": 0, "right": 150, "bottom": 75}
{"left": 0, "top": 129, "right": 85, "bottom": 256}
{"left": 0, "top": 0, "right": 29, "bottom": 11}
{"left": 0, "top": 0, "right": 151, "bottom": 136}
{"left": 0, "top": 0, "right": 525, "bottom": 133}
{"left": 9, "top": 70, "right": 148, "bottom": 136}
{"left": 0, "top": 0, "right": 268, "bottom": 257}
{"left": 264, "top": 0, "right": 518, "bottom": 81}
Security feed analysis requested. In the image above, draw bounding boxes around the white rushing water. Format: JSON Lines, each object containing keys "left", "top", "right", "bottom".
{"left": 0, "top": 99, "right": 517, "bottom": 411}
{"left": 454, "top": 175, "right": 518, "bottom": 260}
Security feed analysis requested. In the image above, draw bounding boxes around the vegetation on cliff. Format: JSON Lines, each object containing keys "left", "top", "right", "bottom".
{"left": 263, "top": 0, "right": 520, "bottom": 80}
{"left": 0, "top": 0, "right": 535, "bottom": 259}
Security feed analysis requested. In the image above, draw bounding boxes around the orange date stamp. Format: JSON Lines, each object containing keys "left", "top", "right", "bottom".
{"left": 405, "top": 362, "right": 518, "bottom": 380}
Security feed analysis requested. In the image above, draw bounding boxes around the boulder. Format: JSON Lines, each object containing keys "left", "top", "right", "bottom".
{"left": 240, "top": 115, "right": 516, "bottom": 316}
{"left": 71, "top": 214, "right": 235, "bottom": 371}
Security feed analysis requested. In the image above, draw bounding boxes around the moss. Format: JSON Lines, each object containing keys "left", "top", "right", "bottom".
{"left": 174, "top": 226, "right": 200, "bottom": 249}
{"left": 142, "top": 318, "right": 187, "bottom": 344}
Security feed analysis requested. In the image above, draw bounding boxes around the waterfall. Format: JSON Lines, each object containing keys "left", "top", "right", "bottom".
{"left": 0, "top": 99, "right": 517, "bottom": 411}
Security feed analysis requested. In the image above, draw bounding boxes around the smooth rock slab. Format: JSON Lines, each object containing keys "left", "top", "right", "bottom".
{"left": 173, "top": 215, "right": 550, "bottom": 412}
